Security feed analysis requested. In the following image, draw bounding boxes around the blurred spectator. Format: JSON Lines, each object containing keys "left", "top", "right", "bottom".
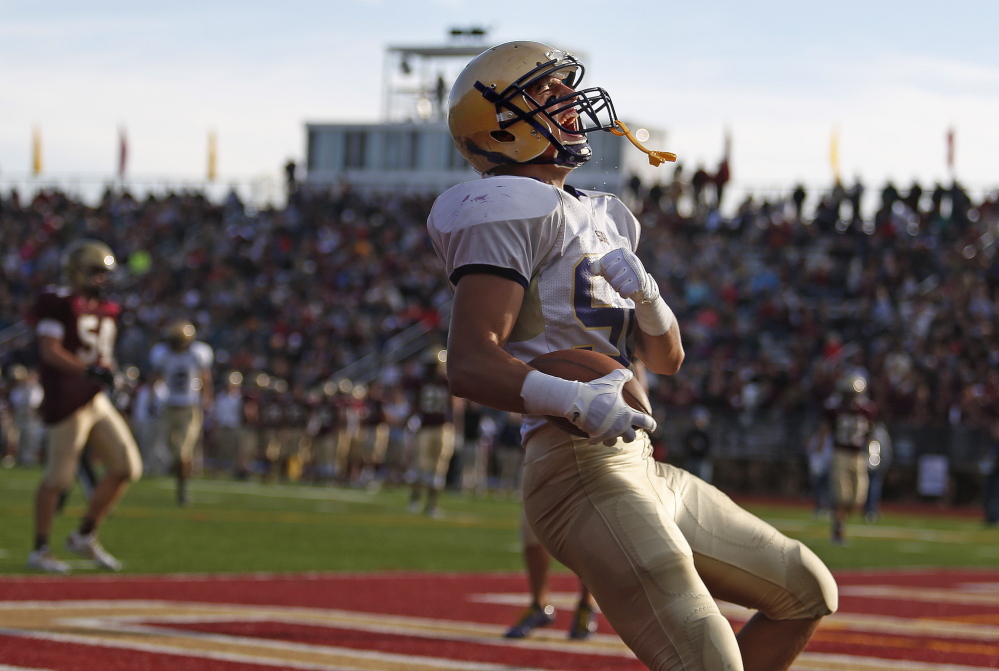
{"left": 493, "top": 412, "right": 523, "bottom": 496}
{"left": 984, "top": 421, "right": 999, "bottom": 527}
{"left": 356, "top": 382, "right": 390, "bottom": 489}
{"left": 864, "top": 422, "right": 893, "bottom": 523}
{"left": 380, "top": 384, "right": 413, "bottom": 486}
{"left": 213, "top": 371, "right": 255, "bottom": 479}
{"left": 8, "top": 364, "right": 44, "bottom": 466}
{"left": 129, "top": 374, "right": 168, "bottom": 474}
{"left": 807, "top": 427, "right": 833, "bottom": 517}
{"left": 681, "top": 406, "right": 713, "bottom": 483}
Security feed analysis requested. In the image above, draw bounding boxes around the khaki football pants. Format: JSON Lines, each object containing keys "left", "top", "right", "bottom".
{"left": 831, "top": 447, "right": 869, "bottom": 508}
{"left": 161, "top": 405, "right": 204, "bottom": 463}
{"left": 414, "top": 424, "right": 455, "bottom": 490}
{"left": 44, "top": 392, "right": 142, "bottom": 490}
{"left": 522, "top": 424, "right": 837, "bottom": 671}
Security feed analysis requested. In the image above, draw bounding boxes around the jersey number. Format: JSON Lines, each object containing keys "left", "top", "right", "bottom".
{"left": 572, "top": 258, "right": 633, "bottom": 366}
{"left": 168, "top": 370, "right": 193, "bottom": 395}
{"left": 834, "top": 413, "right": 871, "bottom": 449}
{"left": 419, "top": 384, "right": 450, "bottom": 415}
{"left": 77, "top": 315, "right": 116, "bottom": 366}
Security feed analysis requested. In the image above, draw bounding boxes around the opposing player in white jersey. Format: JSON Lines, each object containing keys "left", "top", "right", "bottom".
{"left": 149, "top": 321, "right": 214, "bottom": 505}
{"left": 428, "top": 41, "right": 837, "bottom": 671}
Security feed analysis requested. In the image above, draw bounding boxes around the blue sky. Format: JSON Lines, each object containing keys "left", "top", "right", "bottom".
{"left": 2, "top": 0, "right": 998, "bottom": 204}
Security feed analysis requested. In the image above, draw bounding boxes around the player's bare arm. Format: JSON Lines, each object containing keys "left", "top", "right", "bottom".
{"left": 634, "top": 325, "right": 683, "bottom": 376}
{"left": 592, "top": 248, "right": 683, "bottom": 376}
{"left": 38, "top": 335, "right": 91, "bottom": 377}
{"left": 446, "top": 273, "right": 533, "bottom": 414}
{"left": 201, "top": 368, "right": 214, "bottom": 412}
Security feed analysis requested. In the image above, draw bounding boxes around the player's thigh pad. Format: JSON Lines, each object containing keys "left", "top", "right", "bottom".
{"left": 434, "top": 424, "right": 455, "bottom": 475}
{"left": 519, "top": 506, "right": 541, "bottom": 548}
{"left": 522, "top": 426, "right": 743, "bottom": 671}
{"left": 44, "top": 399, "right": 100, "bottom": 490}
{"left": 368, "top": 424, "right": 389, "bottom": 461}
{"left": 831, "top": 449, "right": 867, "bottom": 508}
{"left": 175, "top": 406, "right": 203, "bottom": 462}
{"left": 89, "top": 393, "right": 143, "bottom": 481}
{"left": 665, "top": 461, "right": 838, "bottom": 620}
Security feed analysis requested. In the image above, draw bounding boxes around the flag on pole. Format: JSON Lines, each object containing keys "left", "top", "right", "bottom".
{"left": 118, "top": 125, "right": 128, "bottom": 178}
{"left": 207, "top": 130, "right": 217, "bottom": 181}
{"left": 946, "top": 127, "right": 955, "bottom": 174}
{"left": 716, "top": 127, "right": 731, "bottom": 185}
{"left": 830, "top": 126, "right": 840, "bottom": 184}
{"left": 32, "top": 126, "right": 43, "bottom": 176}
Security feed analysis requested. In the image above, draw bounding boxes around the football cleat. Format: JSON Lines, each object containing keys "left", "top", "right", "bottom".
{"left": 569, "top": 602, "right": 598, "bottom": 640}
{"left": 424, "top": 506, "right": 443, "bottom": 519}
{"left": 27, "top": 548, "right": 71, "bottom": 575}
{"left": 505, "top": 603, "right": 556, "bottom": 638}
{"left": 66, "top": 531, "right": 122, "bottom": 571}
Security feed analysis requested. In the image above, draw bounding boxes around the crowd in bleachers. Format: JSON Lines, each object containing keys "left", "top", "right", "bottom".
{"left": 628, "top": 167, "right": 999, "bottom": 438}
{"left": 1, "top": 167, "right": 998, "bottom": 485}
{"left": 0, "top": 185, "right": 448, "bottom": 387}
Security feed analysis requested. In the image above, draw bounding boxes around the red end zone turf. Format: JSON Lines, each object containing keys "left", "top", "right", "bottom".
{"left": 1, "top": 569, "right": 997, "bottom": 670}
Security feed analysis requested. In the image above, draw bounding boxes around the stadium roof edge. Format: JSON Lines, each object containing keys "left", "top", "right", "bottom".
{"left": 386, "top": 45, "right": 488, "bottom": 58}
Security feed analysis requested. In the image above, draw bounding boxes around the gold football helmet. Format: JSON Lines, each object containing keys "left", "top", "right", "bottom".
{"left": 448, "top": 41, "right": 618, "bottom": 174}
{"left": 165, "top": 320, "right": 196, "bottom": 349}
{"left": 62, "top": 239, "right": 117, "bottom": 297}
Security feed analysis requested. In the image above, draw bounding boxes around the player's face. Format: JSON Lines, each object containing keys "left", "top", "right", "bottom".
{"left": 83, "top": 268, "right": 113, "bottom": 298}
{"left": 525, "top": 75, "right": 584, "bottom": 148}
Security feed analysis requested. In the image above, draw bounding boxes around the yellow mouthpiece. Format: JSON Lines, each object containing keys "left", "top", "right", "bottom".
{"left": 610, "top": 120, "right": 677, "bottom": 167}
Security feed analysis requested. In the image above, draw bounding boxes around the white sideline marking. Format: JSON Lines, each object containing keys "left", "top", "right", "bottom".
{"left": 792, "top": 652, "right": 997, "bottom": 671}
{"left": 839, "top": 584, "right": 999, "bottom": 607}
{"left": 3, "top": 593, "right": 998, "bottom": 671}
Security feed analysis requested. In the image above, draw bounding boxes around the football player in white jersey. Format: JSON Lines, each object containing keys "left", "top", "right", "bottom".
{"left": 149, "top": 321, "right": 214, "bottom": 505}
{"left": 428, "top": 41, "right": 837, "bottom": 671}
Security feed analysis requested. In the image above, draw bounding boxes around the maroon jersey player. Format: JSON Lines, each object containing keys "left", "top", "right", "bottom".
{"left": 823, "top": 370, "right": 878, "bottom": 545}
{"left": 27, "top": 239, "right": 142, "bottom": 574}
{"left": 407, "top": 358, "right": 456, "bottom": 518}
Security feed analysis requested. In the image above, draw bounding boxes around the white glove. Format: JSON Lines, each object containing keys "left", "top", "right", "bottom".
{"left": 521, "top": 369, "right": 657, "bottom": 445}
{"left": 592, "top": 248, "right": 675, "bottom": 336}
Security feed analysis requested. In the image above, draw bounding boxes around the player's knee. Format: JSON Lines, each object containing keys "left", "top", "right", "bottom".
{"left": 43, "top": 470, "right": 75, "bottom": 494}
{"left": 127, "top": 461, "right": 143, "bottom": 482}
{"left": 111, "top": 455, "right": 143, "bottom": 483}
{"left": 784, "top": 540, "right": 838, "bottom": 618}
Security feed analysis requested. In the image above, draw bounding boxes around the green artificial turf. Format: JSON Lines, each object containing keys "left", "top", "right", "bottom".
{"left": 1, "top": 466, "right": 995, "bottom": 576}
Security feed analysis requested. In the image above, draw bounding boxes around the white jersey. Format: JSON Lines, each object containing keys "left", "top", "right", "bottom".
{"left": 149, "top": 341, "right": 214, "bottom": 407}
{"left": 428, "top": 175, "right": 641, "bottom": 435}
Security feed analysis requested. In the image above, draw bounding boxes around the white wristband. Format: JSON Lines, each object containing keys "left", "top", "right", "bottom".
{"left": 634, "top": 296, "right": 676, "bottom": 336}
{"left": 520, "top": 369, "right": 581, "bottom": 417}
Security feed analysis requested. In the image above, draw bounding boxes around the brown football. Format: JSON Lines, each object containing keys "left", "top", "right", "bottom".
{"left": 528, "top": 349, "right": 653, "bottom": 437}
